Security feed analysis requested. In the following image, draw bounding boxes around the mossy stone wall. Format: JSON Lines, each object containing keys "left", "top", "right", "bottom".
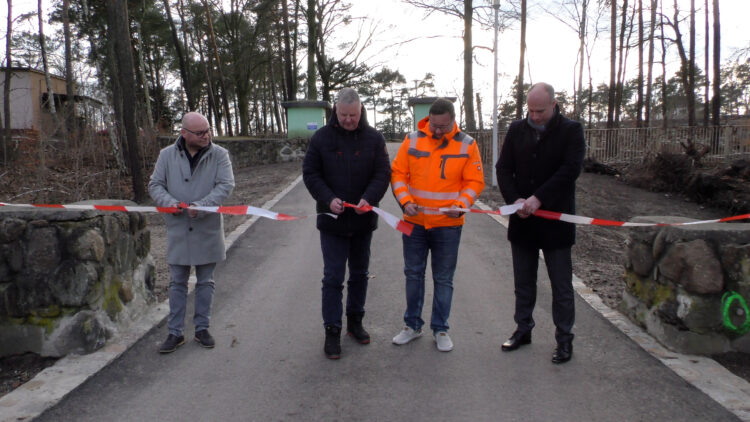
{"left": 621, "top": 216, "right": 750, "bottom": 355}
{"left": 0, "top": 200, "right": 155, "bottom": 357}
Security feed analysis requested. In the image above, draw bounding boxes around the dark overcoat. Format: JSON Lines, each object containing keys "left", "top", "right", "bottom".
{"left": 302, "top": 105, "right": 391, "bottom": 236}
{"left": 495, "top": 107, "right": 586, "bottom": 249}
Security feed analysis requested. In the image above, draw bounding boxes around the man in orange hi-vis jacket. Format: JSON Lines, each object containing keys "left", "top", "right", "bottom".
{"left": 390, "top": 98, "right": 485, "bottom": 352}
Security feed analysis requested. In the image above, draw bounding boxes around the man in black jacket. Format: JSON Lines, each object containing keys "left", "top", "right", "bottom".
{"left": 495, "top": 82, "right": 586, "bottom": 364}
{"left": 302, "top": 88, "right": 391, "bottom": 359}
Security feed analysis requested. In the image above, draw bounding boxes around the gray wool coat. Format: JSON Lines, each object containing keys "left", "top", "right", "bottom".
{"left": 148, "top": 137, "right": 235, "bottom": 265}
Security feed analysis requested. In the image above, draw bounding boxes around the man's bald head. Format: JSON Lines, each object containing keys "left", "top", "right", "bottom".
{"left": 180, "top": 111, "right": 211, "bottom": 154}
{"left": 182, "top": 112, "right": 209, "bottom": 130}
{"left": 526, "top": 82, "right": 557, "bottom": 127}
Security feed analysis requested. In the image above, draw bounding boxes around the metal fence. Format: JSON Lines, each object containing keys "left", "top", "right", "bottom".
{"left": 471, "top": 125, "right": 750, "bottom": 168}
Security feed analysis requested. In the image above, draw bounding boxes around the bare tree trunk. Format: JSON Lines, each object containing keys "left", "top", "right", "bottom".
{"left": 163, "top": 0, "right": 194, "bottom": 110}
{"left": 613, "top": 0, "right": 629, "bottom": 127}
{"left": 711, "top": 0, "right": 720, "bottom": 126}
{"left": 37, "top": 0, "right": 51, "bottom": 195}
{"left": 108, "top": 0, "right": 146, "bottom": 202}
{"left": 575, "top": 0, "right": 587, "bottom": 121}
{"left": 177, "top": 0, "right": 194, "bottom": 110}
{"left": 261, "top": 77, "right": 268, "bottom": 133}
{"left": 636, "top": 0, "right": 643, "bottom": 127}
{"left": 135, "top": 11, "right": 153, "bottom": 130}
{"left": 688, "top": 0, "right": 696, "bottom": 127}
{"left": 195, "top": 33, "right": 222, "bottom": 135}
{"left": 515, "top": 0, "right": 526, "bottom": 120}
{"left": 3, "top": 0, "right": 12, "bottom": 164}
{"left": 645, "top": 0, "right": 656, "bottom": 127}
{"left": 100, "top": 0, "right": 128, "bottom": 174}
{"left": 660, "top": 4, "right": 668, "bottom": 129}
{"left": 475, "top": 92, "right": 483, "bottom": 130}
{"left": 270, "top": 58, "right": 283, "bottom": 133}
{"left": 38, "top": 0, "right": 59, "bottom": 133}
{"left": 607, "top": 0, "right": 616, "bottom": 128}
{"left": 703, "top": 0, "right": 709, "bottom": 126}
{"left": 306, "top": 0, "right": 316, "bottom": 99}
{"left": 462, "top": 0, "right": 476, "bottom": 131}
{"left": 202, "top": 0, "right": 233, "bottom": 136}
{"left": 671, "top": 0, "right": 696, "bottom": 127}
{"left": 281, "top": 0, "right": 296, "bottom": 101}
{"left": 62, "top": 0, "right": 76, "bottom": 135}
{"left": 709, "top": 0, "right": 720, "bottom": 152}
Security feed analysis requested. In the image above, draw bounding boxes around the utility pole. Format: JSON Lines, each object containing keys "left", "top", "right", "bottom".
{"left": 491, "top": 0, "right": 500, "bottom": 187}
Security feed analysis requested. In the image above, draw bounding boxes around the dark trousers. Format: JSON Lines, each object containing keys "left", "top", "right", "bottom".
{"left": 510, "top": 242, "right": 575, "bottom": 343}
{"left": 320, "top": 230, "right": 372, "bottom": 328}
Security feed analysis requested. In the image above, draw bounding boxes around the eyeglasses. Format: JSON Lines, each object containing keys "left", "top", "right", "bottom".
{"left": 429, "top": 122, "right": 454, "bottom": 133}
{"left": 183, "top": 127, "right": 211, "bottom": 137}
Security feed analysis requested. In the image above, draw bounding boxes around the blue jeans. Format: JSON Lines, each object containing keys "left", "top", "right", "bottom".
{"left": 320, "top": 231, "right": 372, "bottom": 328}
{"left": 167, "top": 263, "right": 216, "bottom": 336}
{"left": 402, "top": 224, "right": 462, "bottom": 333}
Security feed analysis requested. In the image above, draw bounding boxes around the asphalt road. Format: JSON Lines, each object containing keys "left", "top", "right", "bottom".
{"left": 37, "top": 159, "right": 737, "bottom": 421}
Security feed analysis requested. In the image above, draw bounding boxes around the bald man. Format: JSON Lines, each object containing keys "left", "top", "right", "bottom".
{"left": 149, "top": 112, "right": 235, "bottom": 354}
{"left": 496, "top": 83, "right": 585, "bottom": 364}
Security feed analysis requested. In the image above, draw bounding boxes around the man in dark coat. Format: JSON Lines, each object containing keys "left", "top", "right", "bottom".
{"left": 302, "top": 88, "right": 391, "bottom": 359}
{"left": 495, "top": 82, "right": 586, "bottom": 364}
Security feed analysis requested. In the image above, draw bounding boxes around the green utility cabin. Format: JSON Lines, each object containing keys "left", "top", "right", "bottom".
{"left": 407, "top": 97, "right": 457, "bottom": 130}
{"left": 281, "top": 101, "right": 331, "bottom": 139}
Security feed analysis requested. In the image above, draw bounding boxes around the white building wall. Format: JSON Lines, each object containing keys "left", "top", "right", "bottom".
{"left": 0, "top": 72, "right": 33, "bottom": 130}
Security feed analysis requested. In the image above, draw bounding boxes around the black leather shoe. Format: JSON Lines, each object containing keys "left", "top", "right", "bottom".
{"left": 159, "top": 334, "right": 185, "bottom": 354}
{"left": 194, "top": 330, "right": 215, "bottom": 348}
{"left": 551, "top": 341, "right": 573, "bottom": 364}
{"left": 501, "top": 331, "right": 531, "bottom": 352}
{"left": 324, "top": 325, "right": 341, "bottom": 359}
{"left": 346, "top": 313, "right": 371, "bottom": 344}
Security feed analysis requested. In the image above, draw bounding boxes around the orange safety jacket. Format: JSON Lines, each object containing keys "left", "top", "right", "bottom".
{"left": 391, "top": 116, "right": 485, "bottom": 229}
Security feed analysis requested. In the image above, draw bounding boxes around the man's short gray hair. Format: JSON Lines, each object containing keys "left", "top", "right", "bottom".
{"left": 336, "top": 88, "right": 360, "bottom": 105}
{"left": 528, "top": 82, "right": 556, "bottom": 104}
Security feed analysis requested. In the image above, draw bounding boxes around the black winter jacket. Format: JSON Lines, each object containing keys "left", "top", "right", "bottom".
{"left": 302, "top": 105, "right": 391, "bottom": 235}
{"left": 495, "top": 106, "right": 586, "bottom": 249}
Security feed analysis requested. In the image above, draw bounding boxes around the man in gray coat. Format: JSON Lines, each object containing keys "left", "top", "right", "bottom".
{"left": 149, "top": 111, "right": 235, "bottom": 353}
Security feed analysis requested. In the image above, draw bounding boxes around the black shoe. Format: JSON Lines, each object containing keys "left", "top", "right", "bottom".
{"left": 324, "top": 325, "right": 341, "bottom": 359}
{"left": 552, "top": 341, "right": 573, "bottom": 364}
{"left": 346, "top": 313, "right": 371, "bottom": 344}
{"left": 194, "top": 330, "right": 215, "bottom": 348}
{"left": 159, "top": 334, "right": 185, "bottom": 354}
{"left": 501, "top": 330, "right": 531, "bottom": 352}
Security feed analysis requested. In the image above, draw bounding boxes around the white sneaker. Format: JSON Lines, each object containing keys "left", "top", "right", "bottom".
{"left": 392, "top": 327, "right": 423, "bottom": 345}
{"left": 434, "top": 331, "right": 453, "bottom": 352}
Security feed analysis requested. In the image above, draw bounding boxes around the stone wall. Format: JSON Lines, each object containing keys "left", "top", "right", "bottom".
{"left": 0, "top": 200, "right": 154, "bottom": 357}
{"left": 157, "top": 137, "right": 308, "bottom": 167}
{"left": 621, "top": 216, "right": 750, "bottom": 355}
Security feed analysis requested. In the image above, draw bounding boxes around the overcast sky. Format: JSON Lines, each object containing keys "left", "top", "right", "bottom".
{"left": 350, "top": 0, "right": 749, "bottom": 123}
{"left": 2, "top": 0, "right": 748, "bottom": 125}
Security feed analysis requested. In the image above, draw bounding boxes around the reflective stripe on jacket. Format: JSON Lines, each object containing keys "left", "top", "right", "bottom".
{"left": 391, "top": 116, "right": 485, "bottom": 229}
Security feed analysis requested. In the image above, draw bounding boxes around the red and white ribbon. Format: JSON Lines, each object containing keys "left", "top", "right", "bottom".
{"left": 530, "top": 209, "right": 750, "bottom": 227}
{"left": 0, "top": 202, "right": 183, "bottom": 214}
{"left": 191, "top": 205, "right": 299, "bottom": 221}
{"left": 2, "top": 200, "right": 747, "bottom": 230}
{"left": 342, "top": 202, "right": 414, "bottom": 235}
{"left": 0, "top": 201, "right": 300, "bottom": 222}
